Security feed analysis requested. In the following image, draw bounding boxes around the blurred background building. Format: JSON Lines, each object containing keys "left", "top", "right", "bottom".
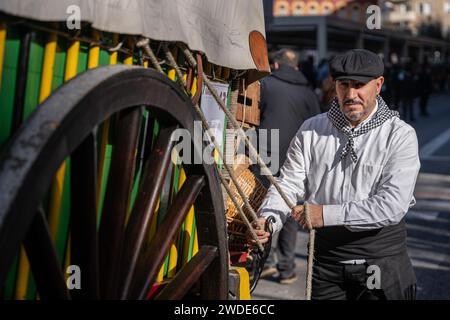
{"left": 383, "top": 0, "right": 450, "bottom": 40}
{"left": 264, "top": 0, "right": 450, "bottom": 65}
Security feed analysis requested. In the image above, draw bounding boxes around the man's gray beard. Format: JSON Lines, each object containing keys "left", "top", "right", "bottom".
{"left": 345, "top": 111, "right": 365, "bottom": 122}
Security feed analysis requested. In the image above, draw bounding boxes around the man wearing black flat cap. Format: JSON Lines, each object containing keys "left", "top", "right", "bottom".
{"left": 255, "top": 49, "right": 420, "bottom": 300}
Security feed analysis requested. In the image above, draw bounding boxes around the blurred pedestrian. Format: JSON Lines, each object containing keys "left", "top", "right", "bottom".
{"left": 418, "top": 64, "right": 433, "bottom": 117}
{"left": 301, "top": 55, "right": 317, "bottom": 90}
{"left": 400, "top": 64, "right": 417, "bottom": 122}
{"left": 315, "top": 58, "right": 336, "bottom": 112}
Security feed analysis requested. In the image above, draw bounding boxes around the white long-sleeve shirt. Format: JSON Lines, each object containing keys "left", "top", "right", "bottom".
{"left": 258, "top": 108, "right": 421, "bottom": 233}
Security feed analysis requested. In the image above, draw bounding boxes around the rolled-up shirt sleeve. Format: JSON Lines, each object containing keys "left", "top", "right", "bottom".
{"left": 258, "top": 129, "right": 307, "bottom": 233}
{"left": 322, "top": 127, "right": 420, "bottom": 231}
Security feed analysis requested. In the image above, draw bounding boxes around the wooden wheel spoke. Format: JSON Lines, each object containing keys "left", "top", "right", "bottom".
{"left": 98, "top": 107, "right": 142, "bottom": 299}
{"left": 128, "top": 175, "right": 205, "bottom": 300}
{"left": 24, "top": 207, "right": 70, "bottom": 300}
{"left": 154, "top": 245, "right": 218, "bottom": 300}
{"left": 70, "top": 132, "right": 99, "bottom": 299}
{"left": 119, "top": 125, "right": 178, "bottom": 298}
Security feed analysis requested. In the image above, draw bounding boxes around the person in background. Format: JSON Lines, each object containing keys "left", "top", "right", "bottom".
{"left": 315, "top": 58, "right": 336, "bottom": 112}
{"left": 400, "top": 63, "right": 418, "bottom": 122}
{"left": 301, "top": 55, "right": 317, "bottom": 90}
{"left": 417, "top": 63, "right": 433, "bottom": 117}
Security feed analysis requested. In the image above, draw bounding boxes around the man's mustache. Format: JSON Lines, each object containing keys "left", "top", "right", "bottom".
{"left": 344, "top": 99, "right": 363, "bottom": 105}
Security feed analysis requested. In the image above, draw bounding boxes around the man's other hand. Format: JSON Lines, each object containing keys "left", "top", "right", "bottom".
{"left": 248, "top": 217, "right": 270, "bottom": 246}
{"left": 291, "top": 204, "right": 324, "bottom": 230}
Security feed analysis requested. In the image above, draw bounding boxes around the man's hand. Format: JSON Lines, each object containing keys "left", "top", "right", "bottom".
{"left": 291, "top": 204, "right": 324, "bottom": 230}
{"left": 248, "top": 217, "right": 271, "bottom": 246}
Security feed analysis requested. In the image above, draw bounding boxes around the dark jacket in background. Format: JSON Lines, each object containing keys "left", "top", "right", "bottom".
{"left": 258, "top": 65, "right": 321, "bottom": 168}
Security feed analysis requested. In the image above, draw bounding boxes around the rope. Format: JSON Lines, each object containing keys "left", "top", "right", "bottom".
{"left": 136, "top": 38, "right": 163, "bottom": 73}
{"left": 235, "top": 78, "right": 246, "bottom": 156}
{"left": 180, "top": 44, "right": 315, "bottom": 300}
{"left": 304, "top": 203, "right": 315, "bottom": 300}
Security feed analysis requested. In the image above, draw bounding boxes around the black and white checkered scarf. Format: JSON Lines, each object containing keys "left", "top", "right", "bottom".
{"left": 327, "top": 95, "right": 399, "bottom": 163}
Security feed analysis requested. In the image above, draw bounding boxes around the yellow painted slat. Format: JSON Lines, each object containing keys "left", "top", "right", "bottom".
{"left": 87, "top": 30, "right": 100, "bottom": 69}
{"left": 124, "top": 55, "right": 133, "bottom": 65}
{"left": 150, "top": 200, "right": 165, "bottom": 283}
{"left": 64, "top": 40, "right": 80, "bottom": 81}
{"left": 0, "top": 22, "right": 7, "bottom": 90}
{"left": 109, "top": 34, "right": 119, "bottom": 65}
{"left": 14, "top": 249, "right": 29, "bottom": 300}
{"left": 167, "top": 234, "right": 179, "bottom": 279}
{"left": 167, "top": 69, "right": 176, "bottom": 81}
{"left": 47, "top": 162, "right": 68, "bottom": 239}
{"left": 191, "top": 77, "right": 197, "bottom": 96}
{"left": 38, "top": 33, "right": 57, "bottom": 103}
{"left": 193, "top": 224, "right": 199, "bottom": 255}
{"left": 156, "top": 263, "right": 165, "bottom": 283}
{"left": 180, "top": 168, "right": 195, "bottom": 266}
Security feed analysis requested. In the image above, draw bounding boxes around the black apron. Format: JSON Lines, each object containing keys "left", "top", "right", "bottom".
{"left": 313, "top": 218, "right": 416, "bottom": 299}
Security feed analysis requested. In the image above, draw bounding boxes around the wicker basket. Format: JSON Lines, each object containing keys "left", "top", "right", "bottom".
{"left": 225, "top": 163, "right": 268, "bottom": 253}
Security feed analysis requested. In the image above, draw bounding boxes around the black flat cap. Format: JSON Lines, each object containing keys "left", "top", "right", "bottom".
{"left": 330, "top": 49, "right": 384, "bottom": 84}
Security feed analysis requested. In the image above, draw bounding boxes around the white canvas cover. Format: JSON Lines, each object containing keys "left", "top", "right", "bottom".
{"left": 0, "top": 0, "right": 268, "bottom": 73}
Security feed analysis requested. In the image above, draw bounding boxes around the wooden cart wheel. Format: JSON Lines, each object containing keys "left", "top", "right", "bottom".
{"left": 0, "top": 65, "right": 228, "bottom": 300}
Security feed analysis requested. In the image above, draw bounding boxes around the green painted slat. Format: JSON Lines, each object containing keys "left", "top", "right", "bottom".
{"left": 0, "top": 26, "right": 20, "bottom": 150}
{"left": 163, "top": 254, "right": 170, "bottom": 278}
{"left": 51, "top": 36, "right": 67, "bottom": 91}
{"left": 96, "top": 123, "right": 112, "bottom": 226}
{"left": 3, "top": 255, "right": 19, "bottom": 300}
{"left": 22, "top": 31, "right": 44, "bottom": 120}
{"left": 151, "top": 119, "right": 160, "bottom": 150}
{"left": 76, "top": 42, "right": 89, "bottom": 74}
{"left": 98, "top": 47, "right": 110, "bottom": 66}
{"left": 97, "top": 137, "right": 112, "bottom": 226}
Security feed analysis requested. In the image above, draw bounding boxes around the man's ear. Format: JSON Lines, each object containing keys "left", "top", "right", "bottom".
{"left": 376, "top": 76, "right": 385, "bottom": 94}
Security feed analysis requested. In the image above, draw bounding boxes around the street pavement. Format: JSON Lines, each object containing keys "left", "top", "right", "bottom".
{"left": 252, "top": 92, "right": 450, "bottom": 300}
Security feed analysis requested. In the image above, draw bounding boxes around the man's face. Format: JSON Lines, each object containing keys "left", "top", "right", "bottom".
{"left": 335, "top": 77, "right": 384, "bottom": 125}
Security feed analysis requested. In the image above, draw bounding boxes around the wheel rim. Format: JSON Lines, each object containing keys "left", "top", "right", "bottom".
{"left": 0, "top": 65, "right": 228, "bottom": 299}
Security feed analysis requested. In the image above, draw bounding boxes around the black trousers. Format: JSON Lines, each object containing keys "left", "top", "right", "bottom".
{"left": 312, "top": 259, "right": 417, "bottom": 300}
{"left": 266, "top": 216, "right": 298, "bottom": 277}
